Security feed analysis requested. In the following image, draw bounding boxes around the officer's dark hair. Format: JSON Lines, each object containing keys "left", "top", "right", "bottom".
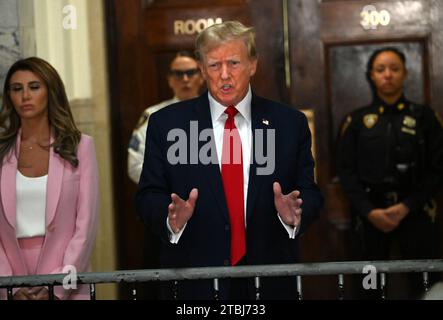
{"left": 365, "top": 47, "right": 406, "bottom": 95}
{"left": 169, "top": 50, "right": 197, "bottom": 69}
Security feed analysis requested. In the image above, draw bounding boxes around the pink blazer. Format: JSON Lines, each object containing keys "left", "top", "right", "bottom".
{"left": 0, "top": 134, "right": 99, "bottom": 300}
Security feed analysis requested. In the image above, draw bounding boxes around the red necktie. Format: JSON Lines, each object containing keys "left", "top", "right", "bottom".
{"left": 221, "top": 105, "right": 246, "bottom": 266}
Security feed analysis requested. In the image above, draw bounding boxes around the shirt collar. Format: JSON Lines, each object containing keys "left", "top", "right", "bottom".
{"left": 373, "top": 94, "right": 407, "bottom": 110}
{"left": 208, "top": 86, "right": 252, "bottom": 125}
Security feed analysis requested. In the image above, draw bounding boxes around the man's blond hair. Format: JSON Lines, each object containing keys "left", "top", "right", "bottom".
{"left": 195, "top": 21, "right": 257, "bottom": 62}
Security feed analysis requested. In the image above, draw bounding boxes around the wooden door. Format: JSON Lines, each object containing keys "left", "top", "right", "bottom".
{"left": 287, "top": 0, "right": 443, "bottom": 298}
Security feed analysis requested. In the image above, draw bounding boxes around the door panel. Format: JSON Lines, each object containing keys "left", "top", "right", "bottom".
{"left": 328, "top": 41, "right": 425, "bottom": 146}
{"left": 320, "top": 0, "right": 430, "bottom": 42}
{"left": 144, "top": 7, "right": 250, "bottom": 50}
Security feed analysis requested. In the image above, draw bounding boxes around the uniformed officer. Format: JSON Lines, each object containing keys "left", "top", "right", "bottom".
{"left": 128, "top": 51, "right": 204, "bottom": 183}
{"left": 337, "top": 47, "right": 443, "bottom": 298}
{"left": 127, "top": 51, "right": 204, "bottom": 299}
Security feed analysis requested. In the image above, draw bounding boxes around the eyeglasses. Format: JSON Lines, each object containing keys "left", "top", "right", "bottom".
{"left": 169, "top": 68, "right": 200, "bottom": 79}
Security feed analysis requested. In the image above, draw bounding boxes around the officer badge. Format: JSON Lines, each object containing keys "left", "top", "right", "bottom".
{"left": 363, "top": 114, "right": 378, "bottom": 129}
{"left": 403, "top": 115, "right": 416, "bottom": 128}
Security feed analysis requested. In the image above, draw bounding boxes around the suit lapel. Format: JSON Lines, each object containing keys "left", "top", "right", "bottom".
{"left": 246, "top": 95, "right": 270, "bottom": 224}
{"left": 0, "top": 133, "right": 65, "bottom": 228}
{"left": 195, "top": 95, "right": 229, "bottom": 223}
{"left": 1, "top": 148, "right": 18, "bottom": 229}
{"left": 0, "top": 139, "right": 29, "bottom": 274}
{"left": 45, "top": 136, "right": 64, "bottom": 227}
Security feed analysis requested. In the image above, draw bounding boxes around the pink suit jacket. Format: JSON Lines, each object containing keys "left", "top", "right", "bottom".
{"left": 0, "top": 134, "right": 99, "bottom": 300}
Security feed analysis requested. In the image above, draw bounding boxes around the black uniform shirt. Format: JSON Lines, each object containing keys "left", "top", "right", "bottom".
{"left": 338, "top": 95, "right": 443, "bottom": 217}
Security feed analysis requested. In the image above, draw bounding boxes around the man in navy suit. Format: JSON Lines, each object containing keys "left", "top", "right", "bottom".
{"left": 136, "top": 21, "right": 323, "bottom": 300}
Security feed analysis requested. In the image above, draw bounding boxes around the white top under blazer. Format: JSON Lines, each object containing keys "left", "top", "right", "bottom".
{"left": 15, "top": 171, "right": 47, "bottom": 238}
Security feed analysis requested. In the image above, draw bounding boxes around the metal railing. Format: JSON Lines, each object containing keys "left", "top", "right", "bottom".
{"left": 1, "top": 259, "right": 442, "bottom": 300}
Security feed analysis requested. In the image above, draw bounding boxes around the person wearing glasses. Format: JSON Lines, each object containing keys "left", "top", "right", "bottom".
{"left": 128, "top": 51, "right": 204, "bottom": 183}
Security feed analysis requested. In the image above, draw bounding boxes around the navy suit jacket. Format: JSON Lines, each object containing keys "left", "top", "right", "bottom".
{"left": 136, "top": 92, "right": 324, "bottom": 299}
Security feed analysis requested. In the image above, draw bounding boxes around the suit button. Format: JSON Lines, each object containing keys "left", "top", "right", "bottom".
{"left": 225, "top": 225, "right": 230, "bottom": 231}
{"left": 224, "top": 259, "right": 230, "bottom": 266}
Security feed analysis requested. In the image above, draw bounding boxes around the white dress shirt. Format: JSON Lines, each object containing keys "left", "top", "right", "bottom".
{"left": 168, "top": 87, "right": 298, "bottom": 242}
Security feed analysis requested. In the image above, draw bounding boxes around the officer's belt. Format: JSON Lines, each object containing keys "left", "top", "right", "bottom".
{"left": 364, "top": 186, "right": 406, "bottom": 207}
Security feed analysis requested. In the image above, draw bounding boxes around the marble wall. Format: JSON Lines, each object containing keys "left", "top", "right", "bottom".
{"left": 0, "top": 0, "right": 21, "bottom": 95}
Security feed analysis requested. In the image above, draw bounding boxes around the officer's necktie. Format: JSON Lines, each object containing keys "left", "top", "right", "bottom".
{"left": 221, "top": 105, "right": 246, "bottom": 266}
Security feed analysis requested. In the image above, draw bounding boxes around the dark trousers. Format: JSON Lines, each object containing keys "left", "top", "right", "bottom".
{"left": 229, "top": 256, "right": 252, "bottom": 300}
{"left": 350, "top": 211, "right": 440, "bottom": 299}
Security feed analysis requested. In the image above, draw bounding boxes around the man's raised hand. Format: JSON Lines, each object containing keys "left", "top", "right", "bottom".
{"left": 273, "top": 182, "right": 302, "bottom": 228}
{"left": 168, "top": 188, "right": 198, "bottom": 233}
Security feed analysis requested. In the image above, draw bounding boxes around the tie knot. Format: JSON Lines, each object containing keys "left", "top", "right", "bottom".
{"left": 224, "top": 105, "right": 239, "bottom": 119}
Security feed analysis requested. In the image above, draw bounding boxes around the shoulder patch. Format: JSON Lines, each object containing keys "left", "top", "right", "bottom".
{"left": 340, "top": 115, "right": 352, "bottom": 136}
{"left": 128, "top": 135, "right": 141, "bottom": 151}
{"left": 136, "top": 111, "right": 150, "bottom": 130}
